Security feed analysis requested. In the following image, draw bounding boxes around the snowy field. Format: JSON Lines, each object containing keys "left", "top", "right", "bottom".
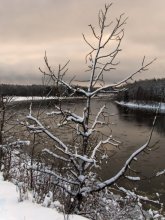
{"left": 0, "top": 173, "right": 87, "bottom": 220}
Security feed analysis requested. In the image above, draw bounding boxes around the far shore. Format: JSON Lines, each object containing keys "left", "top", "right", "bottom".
{"left": 115, "top": 101, "right": 165, "bottom": 114}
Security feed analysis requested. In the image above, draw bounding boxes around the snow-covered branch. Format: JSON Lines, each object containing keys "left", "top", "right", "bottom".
{"left": 156, "top": 169, "right": 165, "bottom": 177}
{"left": 91, "top": 136, "right": 119, "bottom": 160}
{"left": 42, "top": 148, "right": 70, "bottom": 162}
{"left": 91, "top": 105, "right": 105, "bottom": 130}
{"left": 47, "top": 106, "right": 84, "bottom": 125}
{"left": 73, "top": 154, "right": 95, "bottom": 164}
{"left": 84, "top": 136, "right": 120, "bottom": 171}
{"left": 125, "top": 176, "right": 141, "bottom": 181}
{"left": 116, "top": 186, "right": 163, "bottom": 207}
{"left": 81, "top": 114, "right": 157, "bottom": 193}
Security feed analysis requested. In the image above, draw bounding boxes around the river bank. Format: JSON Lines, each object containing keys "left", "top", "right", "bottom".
{"left": 115, "top": 101, "right": 165, "bottom": 114}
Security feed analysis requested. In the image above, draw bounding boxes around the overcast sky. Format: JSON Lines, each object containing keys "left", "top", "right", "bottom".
{"left": 0, "top": 0, "right": 165, "bottom": 85}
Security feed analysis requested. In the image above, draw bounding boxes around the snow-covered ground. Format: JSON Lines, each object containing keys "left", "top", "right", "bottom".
{"left": 0, "top": 173, "right": 87, "bottom": 220}
{"left": 115, "top": 101, "right": 165, "bottom": 113}
{"left": 11, "top": 96, "right": 55, "bottom": 102}
{"left": 11, "top": 96, "right": 86, "bottom": 102}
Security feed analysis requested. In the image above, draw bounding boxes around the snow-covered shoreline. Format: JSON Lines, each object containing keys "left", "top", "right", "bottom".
{"left": 10, "top": 96, "right": 87, "bottom": 102}
{"left": 115, "top": 101, "right": 165, "bottom": 113}
{"left": 9, "top": 95, "right": 111, "bottom": 103}
{"left": 0, "top": 173, "right": 87, "bottom": 220}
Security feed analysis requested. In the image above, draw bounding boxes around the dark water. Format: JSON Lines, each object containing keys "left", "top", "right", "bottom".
{"left": 60, "top": 97, "right": 165, "bottom": 204}
{"left": 13, "top": 97, "right": 165, "bottom": 204}
{"left": 105, "top": 99, "right": 165, "bottom": 204}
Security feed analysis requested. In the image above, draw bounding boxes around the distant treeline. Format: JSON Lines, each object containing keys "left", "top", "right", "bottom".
{"left": 116, "top": 78, "right": 165, "bottom": 103}
{"left": 0, "top": 84, "right": 89, "bottom": 97}
{"left": 0, "top": 84, "right": 62, "bottom": 97}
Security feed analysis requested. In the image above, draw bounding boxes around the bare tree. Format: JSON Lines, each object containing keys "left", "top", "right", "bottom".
{"left": 27, "top": 3, "right": 158, "bottom": 214}
{"left": 0, "top": 95, "right": 6, "bottom": 169}
{"left": 0, "top": 94, "right": 31, "bottom": 181}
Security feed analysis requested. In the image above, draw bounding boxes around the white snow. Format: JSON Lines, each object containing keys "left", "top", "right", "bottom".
{"left": 12, "top": 96, "right": 55, "bottom": 102}
{"left": 125, "top": 176, "right": 141, "bottom": 181}
{"left": 11, "top": 96, "right": 86, "bottom": 102}
{"left": 115, "top": 101, "right": 165, "bottom": 113}
{"left": 0, "top": 173, "right": 88, "bottom": 220}
{"left": 156, "top": 169, "right": 165, "bottom": 177}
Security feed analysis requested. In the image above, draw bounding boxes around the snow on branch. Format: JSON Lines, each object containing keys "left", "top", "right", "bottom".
{"left": 116, "top": 185, "right": 162, "bottom": 207}
{"left": 85, "top": 136, "right": 120, "bottom": 170}
{"left": 47, "top": 105, "right": 84, "bottom": 125}
{"left": 91, "top": 105, "right": 105, "bottom": 130}
{"left": 42, "top": 148, "right": 70, "bottom": 162}
{"left": 81, "top": 114, "right": 157, "bottom": 193}
{"left": 156, "top": 169, "right": 165, "bottom": 177}
{"left": 125, "top": 176, "right": 141, "bottom": 181}
{"left": 90, "top": 136, "right": 119, "bottom": 159}
{"left": 46, "top": 111, "right": 62, "bottom": 116}
{"left": 94, "top": 142, "right": 150, "bottom": 190}
{"left": 73, "top": 154, "right": 95, "bottom": 164}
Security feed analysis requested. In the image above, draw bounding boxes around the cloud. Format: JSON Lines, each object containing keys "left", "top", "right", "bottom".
{"left": 0, "top": 0, "right": 164, "bottom": 84}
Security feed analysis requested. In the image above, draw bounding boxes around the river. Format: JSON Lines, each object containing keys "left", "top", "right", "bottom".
{"left": 11, "top": 97, "right": 165, "bottom": 205}
{"left": 58, "top": 97, "right": 165, "bottom": 204}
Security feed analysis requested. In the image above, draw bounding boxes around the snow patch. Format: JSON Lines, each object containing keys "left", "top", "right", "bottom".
{"left": 115, "top": 101, "right": 165, "bottom": 113}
